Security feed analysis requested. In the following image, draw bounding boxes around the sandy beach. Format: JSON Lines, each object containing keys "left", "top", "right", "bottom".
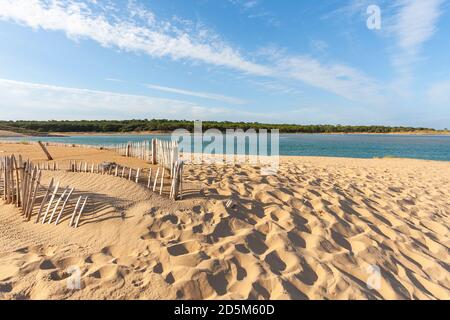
{"left": 0, "top": 142, "right": 449, "bottom": 300}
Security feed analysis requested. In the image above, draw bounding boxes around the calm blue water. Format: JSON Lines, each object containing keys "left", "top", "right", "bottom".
{"left": 3, "top": 134, "right": 450, "bottom": 161}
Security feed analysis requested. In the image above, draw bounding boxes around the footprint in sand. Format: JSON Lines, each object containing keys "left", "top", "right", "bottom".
{"left": 167, "top": 240, "right": 208, "bottom": 267}
{"left": 264, "top": 251, "right": 286, "bottom": 275}
{"left": 39, "top": 259, "right": 57, "bottom": 270}
{"left": 89, "top": 265, "right": 123, "bottom": 282}
{"left": 245, "top": 232, "right": 268, "bottom": 255}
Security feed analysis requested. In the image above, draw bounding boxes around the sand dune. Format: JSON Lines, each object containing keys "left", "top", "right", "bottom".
{"left": 0, "top": 143, "right": 449, "bottom": 300}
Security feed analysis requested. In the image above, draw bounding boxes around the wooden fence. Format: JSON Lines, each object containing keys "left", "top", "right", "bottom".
{"left": 66, "top": 160, "right": 184, "bottom": 200}
{"left": 108, "top": 140, "right": 152, "bottom": 161}
{"left": 154, "top": 139, "right": 179, "bottom": 173}
{"left": 106, "top": 138, "right": 179, "bottom": 174}
{"left": 0, "top": 155, "right": 88, "bottom": 227}
{"left": 1, "top": 138, "right": 180, "bottom": 174}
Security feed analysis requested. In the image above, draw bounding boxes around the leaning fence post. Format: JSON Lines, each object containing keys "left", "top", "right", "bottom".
{"left": 48, "top": 186, "right": 68, "bottom": 224}
{"left": 74, "top": 197, "right": 88, "bottom": 228}
{"left": 36, "top": 178, "right": 54, "bottom": 223}
{"left": 37, "top": 141, "right": 53, "bottom": 160}
{"left": 69, "top": 196, "right": 82, "bottom": 227}
{"left": 153, "top": 168, "right": 160, "bottom": 192}
{"left": 26, "top": 170, "right": 41, "bottom": 220}
{"left": 55, "top": 187, "right": 74, "bottom": 225}
{"left": 42, "top": 181, "right": 60, "bottom": 224}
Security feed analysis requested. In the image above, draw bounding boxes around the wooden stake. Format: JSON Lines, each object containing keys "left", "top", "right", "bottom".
{"left": 42, "top": 181, "right": 60, "bottom": 224}
{"left": 37, "top": 141, "right": 53, "bottom": 160}
{"left": 36, "top": 178, "right": 54, "bottom": 223}
{"left": 55, "top": 187, "right": 74, "bottom": 225}
{"left": 74, "top": 197, "right": 88, "bottom": 228}
{"left": 48, "top": 186, "right": 68, "bottom": 224}
{"left": 153, "top": 168, "right": 160, "bottom": 192}
{"left": 69, "top": 196, "right": 82, "bottom": 227}
{"left": 21, "top": 161, "right": 29, "bottom": 212}
{"left": 24, "top": 166, "right": 37, "bottom": 216}
{"left": 151, "top": 139, "right": 157, "bottom": 164}
{"left": 135, "top": 168, "right": 140, "bottom": 183}
{"left": 13, "top": 156, "right": 21, "bottom": 207}
{"left": 27, "top": 170, "right": 41, "bottom": 221}
{"left": 147, "top": 168, "right": 152, "bottom": 188}
{"left": 178, "top": 161, "right": 184, "bottom": 200}
{"left": 159, "top": 168, "right": 165, "bottom": 195}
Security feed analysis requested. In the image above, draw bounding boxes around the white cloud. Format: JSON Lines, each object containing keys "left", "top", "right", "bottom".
{"left": 105, "top": 78, "right": 124, "bottom": 82}
{"left": 390, "top": 0, "right": 444, "bottom": 92}
{"left": 0, "top": 0, "right": 271, "bottom": 76}
{"left": 249, "top": 79, "right": 302, "bottom": 95}
{"left": 0, "top": 0, "right": 382, "bottom": 103}
{"left": 145, "top": 84, "right": 248, "bottom": 105}
{"left": 0, "top": 78, "right": 242, "bottom": 120}
{"left": 394, "top": 0, "right": 443, "bottom": 53}
{"left": 277, "top": 56, "right": 381, "bottom": 102}
{"left": 229, "top": 0, "right": 259, "bottom": 10}
{"left": 321, "top": 0, "right": 377, "bottom": 21}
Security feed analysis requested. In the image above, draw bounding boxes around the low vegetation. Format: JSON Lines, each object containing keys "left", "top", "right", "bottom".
{"left": 0, "top": 120, "right": 444, "bottom": 134}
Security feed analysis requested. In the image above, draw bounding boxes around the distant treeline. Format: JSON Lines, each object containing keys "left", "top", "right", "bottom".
{"left": 0, "top": 120, "right": 439, "bottom": 134}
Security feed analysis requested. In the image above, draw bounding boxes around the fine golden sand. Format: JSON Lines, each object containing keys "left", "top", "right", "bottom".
{"left": 0, "top": 143, "right": 449, "bottom": 300}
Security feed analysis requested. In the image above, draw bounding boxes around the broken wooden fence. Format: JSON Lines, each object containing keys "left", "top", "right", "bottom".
{"left": 0, "top": 155, "right": 88, "bottom": 228}
{"left": 66, "top": 160, "right": 184, "bottom": 200}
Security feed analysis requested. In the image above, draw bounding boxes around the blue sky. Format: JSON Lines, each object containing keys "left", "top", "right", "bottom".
{"left": 0, "top": 0, "right": 449, "bottom": 128}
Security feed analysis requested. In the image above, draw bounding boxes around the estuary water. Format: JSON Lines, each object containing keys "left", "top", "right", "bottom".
{"left": 2, "top": 134, "right": 450, "bottom": 161}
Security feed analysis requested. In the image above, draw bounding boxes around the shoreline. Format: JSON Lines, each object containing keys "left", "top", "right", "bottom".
{"left": 1, "top": 141, "right": 449, "bottom": 163}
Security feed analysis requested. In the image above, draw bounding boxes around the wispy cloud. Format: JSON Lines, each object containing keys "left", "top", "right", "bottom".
{"left": 0, "top": 0, "right": 382, "bottom": 103}
{"left": 0, "top": 78, "right": 229, "bottom": 120}
{"left": 229, "top": 0, "right": 280, "bottom": 26}
{"left": 145, "top": 84, "right": 248, "bottom": 105}
{"left": 229, "top": 0, "right": 259, "bottom": 10}
{"left": 105, "top": 78, "right": 125, "bottom": 82}
{"left": 277, "top": 56, "right": 381, "bottom": 102}
{"left": 249, "top": 79, "right": 302, "bottom": 95}
{"left": 390, "top": 0, "right": 444, "bottom": 93}
{"left": 0, "top": 0, "right": 271, "bottom": 76}
{"left": 0, "top": 78, "right": 274, "bottom": 121}
{"left": 321, "top": 0, "right": 378, "bottom": 21}
{"left": 393, "top": 0, "right": 443, "bottom": 54}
